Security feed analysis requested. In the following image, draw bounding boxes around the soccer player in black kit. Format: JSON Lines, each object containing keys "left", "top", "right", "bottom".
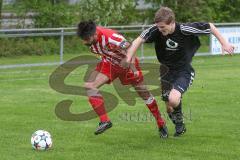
{"left": 121, "top": 7, "right": 234, "bottom": 137}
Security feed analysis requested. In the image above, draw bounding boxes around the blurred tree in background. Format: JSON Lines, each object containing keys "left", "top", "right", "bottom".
{"left": 77, "top": 0, "right": 137, "bottom": 26}
{"left": 8, "top": 0, "right": 240, "bottom": 28}
{"left": 13, "top": 0, "right": 77, "bottom": 28}
{"left": 1, "top": 0, "right": 240, "bottom": 57}
{"left": 143, "top": 0, "right": 240, "bottom": 23}
{"left": 12, "top": 0, "right": 138, "bottom": 27}
{"left": 0, "top": 0, "right": 2, "bottom": 26}
{"left": 205, "top": 0, "right": 240, "bottom": 22}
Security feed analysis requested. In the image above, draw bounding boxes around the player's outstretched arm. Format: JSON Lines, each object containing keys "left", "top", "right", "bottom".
{"left": 209, "top": 23, "right": 235, "bottom": 55}
{"left": 120, "top": 36, "right": 145, "bottom": 68}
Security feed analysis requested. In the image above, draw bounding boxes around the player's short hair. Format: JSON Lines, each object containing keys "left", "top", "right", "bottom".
{"left": 77, "top": 20, "right": 96, "bottom": 39}
{"left": 154, "top": 7, "right": 175, "bottom": 24}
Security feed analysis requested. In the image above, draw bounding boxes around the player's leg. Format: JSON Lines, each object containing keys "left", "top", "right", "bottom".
{"left": 165, "top": 89, "right": 186, "bottom": 137}
{"left": 133, "top": 82, "right": 166, "bottom": 128}
{"left": 121, "top": 58, "right": 168, "bottom": 138}
{"left": 160, "top": 65, "right": 186, "bottom": 137}
{"left": 166, "top": 69, "right": 195, "bottom": 137}
{"left": 162, "top": 86, "right": 186, "bottom": 137}
{"left": 84, "top": 70, "right": 112, "bottom": 135}
{"left": 132, "top": 81, "right": 168, "bottom": 138}
{"left": 167, "top": 88, "right": 182, "bottom": 125}
{"left": 161, "top": 85, "right": 185, "bottom": 137}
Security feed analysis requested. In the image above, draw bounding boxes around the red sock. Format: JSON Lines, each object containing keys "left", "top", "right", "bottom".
{"left": 88, "top": 96, "right": 110, "bottom": 122}
{"left": 146, "top": 98, "right": 165, "bottom": 128}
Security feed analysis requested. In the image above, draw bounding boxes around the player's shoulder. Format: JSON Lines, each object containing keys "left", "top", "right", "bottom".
{"left": 179, "top": 22, "right": 211, "bottom": 35}
{"left": 180, "top": 22, "right": 210, "bottom": 30}
{"left": 97, "top": 26, "right": 117, "bottom": 37}
{"left": 144, "top": 24, "right": 158, "bottom": 33}
{"left": 140, "top": 24, "right": 158, "bottom": 38}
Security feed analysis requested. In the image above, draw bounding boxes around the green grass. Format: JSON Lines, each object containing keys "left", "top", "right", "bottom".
{"left": 0, "top": 54, "right": 240, "bottom": 160}
{"left": 0, "top": 45, "right": 210, "bottom": 66}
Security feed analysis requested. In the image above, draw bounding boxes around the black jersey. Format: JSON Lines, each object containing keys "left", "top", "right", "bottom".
{"left": 140, "top": 22, "right": 211, "bottom": 69}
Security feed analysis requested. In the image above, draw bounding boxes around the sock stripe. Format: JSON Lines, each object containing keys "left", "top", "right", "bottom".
{"left": 144, "top": 95, "right": 155, "bottom": 105}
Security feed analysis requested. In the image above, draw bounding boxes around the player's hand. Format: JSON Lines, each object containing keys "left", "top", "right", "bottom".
{"left": 120, "top": 57, "right": 131, "bottom": 69}
{"left": 222, "top": 43, "right": 235, "bottom": 55}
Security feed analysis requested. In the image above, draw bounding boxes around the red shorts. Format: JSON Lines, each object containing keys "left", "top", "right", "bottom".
{"left": 95, "top": 58, "right": 143, "bottom": 85}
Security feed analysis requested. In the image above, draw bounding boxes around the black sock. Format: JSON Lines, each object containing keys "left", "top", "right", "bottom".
{"left": 167, "top": 112, "right": 176, "bottom": 124}
{"left": 173, "top": 101, "right": 183, "bottom": 124}
{"left": 168, "top": 101, "right": 183, "bottom": 124}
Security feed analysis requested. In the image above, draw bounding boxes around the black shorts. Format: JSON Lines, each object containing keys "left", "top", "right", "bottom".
{"left": 160, "top": 65, "right": 195, "bottom": 101}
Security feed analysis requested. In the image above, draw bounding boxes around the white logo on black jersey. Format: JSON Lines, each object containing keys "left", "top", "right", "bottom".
{"left": 166, "top": 39, "right": 178, "bottom": 51}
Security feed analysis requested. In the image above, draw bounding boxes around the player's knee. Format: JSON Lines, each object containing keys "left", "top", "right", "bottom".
{"left": 134, "top": 84, "right": 146, "bottom": 92}
{"left": 84, "top": 82, "right": 96, "bottom": 90}
{"left": 84, "top": 82, "right": 100, "bottom": 97}
{"left": 133, "top": 84, "right": 150, "bottom": 100}
{"left": 168, "top": 96, "right": 180, "bottom": 107}
{"left": 167, "top": 89, "right": 181, "bottom": 107}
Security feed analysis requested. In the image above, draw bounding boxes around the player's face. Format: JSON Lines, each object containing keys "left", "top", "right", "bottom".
{"left": 82, "top": 34, "right": 97, "bottom": 46}
{"left": 156, "top": 22, "right": 175, "bottom": 36}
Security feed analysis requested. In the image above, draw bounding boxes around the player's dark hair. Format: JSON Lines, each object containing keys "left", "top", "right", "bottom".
{"left": 77, "top": 20, "right": 96, "bottom": 39}
{"left": 154, "top": 7, "right": 175, "bottom": 24}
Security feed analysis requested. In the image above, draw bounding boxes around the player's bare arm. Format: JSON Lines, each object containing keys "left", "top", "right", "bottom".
{"left": 114, "top": 40, "right": 131, "bottom": 55}
{"left": 120, "top": 36, "right": 145, "bottom": 68}
{"left": 115, "top": 40, "right": 139, "bottom": 76}
{"left": 209, "top": 23, "right": 235, "bottom": 55}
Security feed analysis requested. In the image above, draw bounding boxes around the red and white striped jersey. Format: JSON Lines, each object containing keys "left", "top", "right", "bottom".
{"left": 90, "top": 26, "right": 128, "bottom": 65}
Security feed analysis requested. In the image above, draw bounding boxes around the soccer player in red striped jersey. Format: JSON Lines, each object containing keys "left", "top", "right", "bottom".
{"left": 77, "top": 20, "right": 168, "bottom": 138}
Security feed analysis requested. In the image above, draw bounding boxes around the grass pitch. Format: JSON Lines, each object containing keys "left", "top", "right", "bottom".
{"left": 0, "top": 54, "right": 240, "bottom": 160}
